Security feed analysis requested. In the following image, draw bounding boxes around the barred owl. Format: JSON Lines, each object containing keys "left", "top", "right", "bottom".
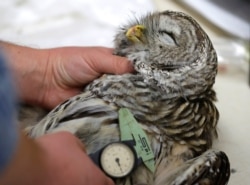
{"left": 22, "top": 11, "right": 230, "bottom": 185}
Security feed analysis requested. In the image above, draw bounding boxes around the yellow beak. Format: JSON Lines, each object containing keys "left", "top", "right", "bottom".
{"left": 126, "top": 25, "right": 146, "bottom": 43}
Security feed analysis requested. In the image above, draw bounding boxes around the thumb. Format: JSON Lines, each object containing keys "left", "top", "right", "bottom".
{"left": 96, "top": 55, "right": 134, "bottom": 75}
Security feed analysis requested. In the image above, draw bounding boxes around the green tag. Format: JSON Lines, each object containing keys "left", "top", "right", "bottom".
{"left": 118, "top": 108, "right": 155, "bottom": 173}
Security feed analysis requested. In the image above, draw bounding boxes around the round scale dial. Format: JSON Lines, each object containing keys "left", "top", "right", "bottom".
{"left": 100, "top": 142, "right": 136, "bottom": 178}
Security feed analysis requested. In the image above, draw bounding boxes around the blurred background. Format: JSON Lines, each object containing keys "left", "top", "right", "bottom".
{"left": 0, "top": 0, "right": 249, "bottom": 184}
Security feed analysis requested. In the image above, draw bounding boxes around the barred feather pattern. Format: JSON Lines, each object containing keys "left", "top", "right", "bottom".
{"left": 23, "top": 11, "right": 230, "bottom": 185}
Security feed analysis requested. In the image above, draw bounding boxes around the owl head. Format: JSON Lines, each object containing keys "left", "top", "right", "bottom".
{"left": 113, "top": 11, "right": 218, "bottom": 98}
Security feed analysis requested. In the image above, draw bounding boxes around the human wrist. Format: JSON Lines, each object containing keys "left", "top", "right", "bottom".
{"left": 0, "top": 41, "right": 50, "bottom": 106}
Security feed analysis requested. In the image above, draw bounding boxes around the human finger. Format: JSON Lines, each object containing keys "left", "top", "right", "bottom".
{"left": 94, "top": 55, "right": 134, "bottom": 75}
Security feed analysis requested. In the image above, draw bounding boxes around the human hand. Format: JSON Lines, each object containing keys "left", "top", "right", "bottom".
{"left": 39, "top": 46, "right": 133, "bottom": 109}
{"left": 36, "top": 131, "right": 114, "bottom": 185}
{"left": 1, "top": 42, "right": 133, "bottom": 109}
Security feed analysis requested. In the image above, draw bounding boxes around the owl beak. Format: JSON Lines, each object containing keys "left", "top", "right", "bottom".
{"left": 126, "top": 25, "right": 146, "bottom": 43}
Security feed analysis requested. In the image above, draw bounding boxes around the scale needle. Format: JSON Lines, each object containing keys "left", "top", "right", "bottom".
{"left": 115, "top": 157, "right": 123, "bottom": 173}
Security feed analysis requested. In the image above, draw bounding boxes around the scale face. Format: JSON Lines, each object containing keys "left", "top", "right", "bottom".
{"left": 100, "top": 142, "right": 136, "bottom": 178}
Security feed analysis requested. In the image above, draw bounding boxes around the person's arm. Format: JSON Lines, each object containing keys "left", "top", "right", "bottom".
{"left": 0, "top": 50, "right": 114, "bottom": 185}
{"left": 0, "top": 40, "right": 133, "bottom": 185}
{"left": 0, "top": 41, "right": 50, "bottom": 107}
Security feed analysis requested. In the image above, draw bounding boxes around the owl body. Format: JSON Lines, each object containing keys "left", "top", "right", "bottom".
{"left": 25, "top": 11, "right": 230, "bottom": 185}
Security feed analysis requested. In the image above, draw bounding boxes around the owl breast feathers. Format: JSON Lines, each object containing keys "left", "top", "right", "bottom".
{"left": 24, "top": 11, "right": 230, "bottom": 185}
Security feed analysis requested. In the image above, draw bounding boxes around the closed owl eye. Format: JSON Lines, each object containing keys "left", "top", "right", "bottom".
{"left": 158, "top": 30, "right": 177, "bottom": 45}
